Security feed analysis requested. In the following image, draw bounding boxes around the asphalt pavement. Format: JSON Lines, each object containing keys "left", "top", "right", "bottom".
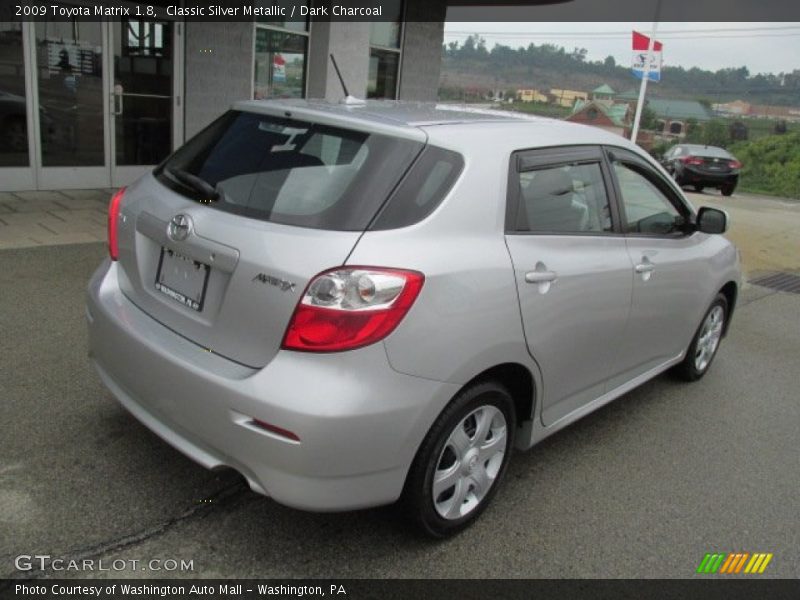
{"left": 1, "top": 237, "right": 799, "bottom": 579}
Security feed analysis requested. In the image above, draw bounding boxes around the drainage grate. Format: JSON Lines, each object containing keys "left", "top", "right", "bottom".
{"left": 750, "top": 272, "right": 800, "bottom": 294}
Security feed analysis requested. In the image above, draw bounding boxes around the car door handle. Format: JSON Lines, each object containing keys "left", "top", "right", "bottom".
{"left": 525, "top": 270, "right": 557, "bottom": 283}
{"left": 634, "top": 263, "right": 655, "bottom": 274}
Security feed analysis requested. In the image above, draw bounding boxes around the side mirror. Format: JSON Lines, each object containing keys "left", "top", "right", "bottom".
{"left": 696, "top": 206, "right": 728, "bottom": 234}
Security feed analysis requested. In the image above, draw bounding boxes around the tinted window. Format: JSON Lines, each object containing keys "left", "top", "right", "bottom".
{"left": 155, "top": 111, "right": 423, "bottom": 231}
{"left": 371, "top": 146, "right": 464, "bottom": 230}
{"left": 613, "top": 162, "right": 685, "bottom": 235}
{"left": 686, "top": 145, "right": 732, "bottom": 159}
{"left": 515, "top": 163, "right": 612, "bottom": 233}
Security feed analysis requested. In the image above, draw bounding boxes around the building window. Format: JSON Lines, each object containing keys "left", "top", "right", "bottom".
{"left": 254, "top": 7, "right": 309, "bottom": 100}
{"left": 367, "top": 0, "right": 403, "bottom": 99}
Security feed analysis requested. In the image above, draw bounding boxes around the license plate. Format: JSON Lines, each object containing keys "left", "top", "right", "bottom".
{"left": 155, "top": 248, "right": 210, "bottom": 311}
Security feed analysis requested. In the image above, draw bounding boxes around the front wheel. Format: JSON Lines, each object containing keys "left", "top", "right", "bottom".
{"left": 673, "top": 294, "right": 728, "bottom": 381}
{"left": 403, "top": 381, "right": 516, "bottom": 538}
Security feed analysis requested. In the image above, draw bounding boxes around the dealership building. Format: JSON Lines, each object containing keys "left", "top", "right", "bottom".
{"left": 0, "top": 1, "right": 447, "bottom": 192}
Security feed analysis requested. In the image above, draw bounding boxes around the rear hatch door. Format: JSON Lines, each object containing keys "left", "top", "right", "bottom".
{"left": 114, "top": 108, "right": 425, "bottom": 368}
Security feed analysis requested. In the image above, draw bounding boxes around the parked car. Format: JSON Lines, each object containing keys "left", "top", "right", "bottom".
{"left": 87, "top": 101, "right": 741, "bottom": 537}
{"left": 661, "top": 143, "right": 741, "bottom": 196}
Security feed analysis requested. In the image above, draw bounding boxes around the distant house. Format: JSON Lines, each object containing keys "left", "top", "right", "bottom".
{"left": 550, "top": 88, "right": 588, "bottom": 108}
{"left": 567, "top": 99, "right": 629, "bottom": 137}
{"left": 517, "top": 89, "right": 548, "bottom": 103}
{"left": 591, "top": 84, "right": 616, "bottom": 102}
{"left": 713, "top": 99, "right": 752, "bottom": 116}
{"left": 749, "top": 104, "right": 800, "bottom": 122}
{"left": 615, "top": 88, "right": 640, "bottom": 103}
{"left": 645, "top": 98, "right": 713, "bottom": 136}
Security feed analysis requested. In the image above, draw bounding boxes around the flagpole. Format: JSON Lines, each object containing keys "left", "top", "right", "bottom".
{"left": 630, "top": 1, "right": 662, "bottom": 143}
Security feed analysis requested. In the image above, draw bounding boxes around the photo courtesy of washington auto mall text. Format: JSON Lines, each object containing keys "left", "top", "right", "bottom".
{"left": 12, "top": 583, "right": 348, "bottom": 598}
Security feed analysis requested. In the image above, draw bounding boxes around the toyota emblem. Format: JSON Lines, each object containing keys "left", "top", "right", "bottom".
{"left": 167, "top": 214, "right": 193, "bottom": 242}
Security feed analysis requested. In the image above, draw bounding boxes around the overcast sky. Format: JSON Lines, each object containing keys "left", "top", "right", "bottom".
{"left": 442, "top": 22, "right": 800, "bottom": 75}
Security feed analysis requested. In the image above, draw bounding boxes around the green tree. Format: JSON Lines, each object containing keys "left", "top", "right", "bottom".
{"left": 703, "top": 120, "right": 731, "bottom": 148}
{"left": 730, "top": 132, "right": 800, "bottom": 198}
{"left": 685, "top": 118, "right": 702, "bottom": 143}
{"left": 640, "top": 106, "right": 658, "bottom": 130}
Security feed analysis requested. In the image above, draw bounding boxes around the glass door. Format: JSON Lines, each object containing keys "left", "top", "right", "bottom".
{"left": 0, "top": 21, "right": 35, "bottom": 190}
{"left": 13, "top": 10, "right": 182, "bottom": 191}
{"left": 110, "top": 18, "right": 182, "bottom": 187}
{"left": 33, "top": 14, "right": 111, "bottom": 189}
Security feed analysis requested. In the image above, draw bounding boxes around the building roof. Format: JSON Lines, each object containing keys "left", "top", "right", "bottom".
{"left": 592, "top": 84, "right": 616, "bottom": 95}
{"left": 571, "top": 99, "right": 628, "bottom": 127}
{"left": 645, "top": 98, "right": 713, "bottom": 121}
{"left": 616, "top": 89, "right": 640, "bottom": 101}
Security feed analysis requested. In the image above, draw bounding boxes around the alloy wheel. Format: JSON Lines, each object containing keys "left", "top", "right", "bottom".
{"left": 695, "top": 305, "right": 724, "bottom": 372}
{"left": 432, "top": 405, "right": 507, "bottom": 520}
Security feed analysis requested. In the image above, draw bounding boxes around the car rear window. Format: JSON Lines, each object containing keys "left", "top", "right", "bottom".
{"left": 155, "top": 110, "right": 424, "bottom": 231}
{"left": 686, "top": 146, "right": 732, "bottom": 159}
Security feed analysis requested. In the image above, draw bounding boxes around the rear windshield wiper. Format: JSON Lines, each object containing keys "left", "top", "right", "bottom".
{"left": 166, "top": 167, "right": 219, "bottom": 201}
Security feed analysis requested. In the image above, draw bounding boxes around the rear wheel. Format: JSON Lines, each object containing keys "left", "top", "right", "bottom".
{"left": 403, "top": 381, "right": 515, "bottom": 538}
{"left": 721, "top": 183, "right": 736, "bottom": 196}
{"left": 673, "top": 294, "right": 728, "bottom": 381}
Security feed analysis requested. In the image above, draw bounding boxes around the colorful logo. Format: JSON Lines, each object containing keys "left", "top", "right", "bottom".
{"left": 697, "top": 552, "right": 773, "bottom": 574}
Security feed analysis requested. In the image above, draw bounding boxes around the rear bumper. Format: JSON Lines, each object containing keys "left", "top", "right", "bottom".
{"left": 679, "top": 166, "right": 738, "bottom": 186}
{"left": 86, "top": 260, "right": 459, "bottom": 511}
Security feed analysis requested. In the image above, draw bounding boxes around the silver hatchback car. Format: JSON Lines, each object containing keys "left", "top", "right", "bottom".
{"left": 87, "top": 100, "right": 740, "bottom": 537}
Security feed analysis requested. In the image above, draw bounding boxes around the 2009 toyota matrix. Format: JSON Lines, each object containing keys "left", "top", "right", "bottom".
{"left": 87, "top": 100, "right": 740, "bottom": 537}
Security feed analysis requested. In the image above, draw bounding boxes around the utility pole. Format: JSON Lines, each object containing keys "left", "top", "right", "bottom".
{"left": 631, "top": 0, "right": 662, "bottom": 143}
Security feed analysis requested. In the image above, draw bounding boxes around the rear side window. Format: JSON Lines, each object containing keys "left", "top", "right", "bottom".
{"left": 155, "top": 111, "right": 423, "bottom": 231}
{"left": 515, "top": 163, "right": 612, "bottom": 233}
{"left": 370, "top": 146, "right": 464, "bottom": 230}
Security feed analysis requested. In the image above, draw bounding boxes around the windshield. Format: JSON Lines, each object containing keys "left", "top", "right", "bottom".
{"left": 156, "top": 110, "right": 424, "bottom": 231}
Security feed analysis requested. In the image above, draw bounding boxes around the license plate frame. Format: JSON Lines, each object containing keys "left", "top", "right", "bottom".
{"left": 154, "top": 247, "right": 210, "bottom": 312}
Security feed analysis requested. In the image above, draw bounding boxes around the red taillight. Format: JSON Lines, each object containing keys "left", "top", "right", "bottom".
{"left": 107, "top": 187, "right": 126, "bottom": 261}
{"left": 728, "top": 160, "right": 742, "bottom": 169}
{"left": 681, "top": 156, "right": 704, "bottom": 166}
{"left": 282, "top": 267, "right": 425, "bottom": 352}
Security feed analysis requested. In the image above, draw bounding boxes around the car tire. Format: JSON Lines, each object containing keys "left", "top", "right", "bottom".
{"left": 721, "top": 184, "right": 735, "bottom": 196}
{"left": 673, "top": 294, "right": 728, "bottom": 382}
{"left": 693, "top": 184, "right": 704, "bottom": 193}
{"left": 403, "top": 380, "right": 516, "bottom": 538}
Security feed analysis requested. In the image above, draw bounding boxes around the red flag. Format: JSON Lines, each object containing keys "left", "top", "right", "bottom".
{"left": 633, "top": 31, "right": 662, "bottom": 52}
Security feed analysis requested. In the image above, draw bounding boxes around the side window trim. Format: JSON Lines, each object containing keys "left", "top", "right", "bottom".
{"left": 603, "top": 146, "right": 695, "bottom": 238}
{"left": 505, "top": 145, "right": 623, "bottom": 235}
